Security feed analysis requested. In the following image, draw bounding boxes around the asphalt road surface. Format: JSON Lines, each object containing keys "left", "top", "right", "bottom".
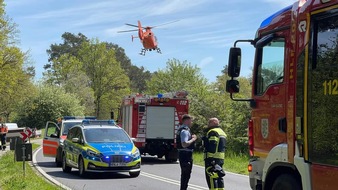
{"left": 35, "top": 147, "right": 250, "bottom": 190}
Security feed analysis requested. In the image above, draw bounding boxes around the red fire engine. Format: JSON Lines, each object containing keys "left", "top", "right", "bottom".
{"left": 118, "top": 91, "right": 189, "bottom": 162}
{"left": 226, "top": 0, "right": 338, "bottom": 189}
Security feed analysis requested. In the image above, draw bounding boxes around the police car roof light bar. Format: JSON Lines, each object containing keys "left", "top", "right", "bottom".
{"left": 82, "top": 120, "right": 115, "bottom": 126}
{"left": 63, "top": 116, "right": 97, "bottom": 120}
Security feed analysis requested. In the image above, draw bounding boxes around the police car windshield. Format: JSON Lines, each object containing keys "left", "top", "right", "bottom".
{"left": 84, "top": 128, "right": 131, "bottom": 143}
{"left": 62, "top": 122, "right": 82, "bottom": 135}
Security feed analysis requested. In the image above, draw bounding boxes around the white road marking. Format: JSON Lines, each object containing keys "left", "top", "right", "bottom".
{"left": 141, "top": 171, "right": 209, "bottom": 190}
{"left": 33, "top": 147, "right": 72, "bottom": 190}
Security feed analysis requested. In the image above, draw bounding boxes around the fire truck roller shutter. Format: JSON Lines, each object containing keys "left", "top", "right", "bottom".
{"left": 146, "top": 106, "right": 175, "bottom": 139}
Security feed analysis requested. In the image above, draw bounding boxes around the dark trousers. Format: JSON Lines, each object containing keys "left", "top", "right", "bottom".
{"left": 0, "top": 134, "right": 6, "bottom": 150}
{"left": 179, "top": 150, "right": 193, "bottom": 190}
{"left": 205, "top": 158, "right": 224, "bottom": 190}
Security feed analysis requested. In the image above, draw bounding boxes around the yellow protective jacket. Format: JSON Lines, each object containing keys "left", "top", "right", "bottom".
{"left": 203, "top": 126, "right": 227, "bottom": 160}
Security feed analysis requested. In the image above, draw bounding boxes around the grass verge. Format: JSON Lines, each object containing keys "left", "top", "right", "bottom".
{"left": 193, "top": 151, "right": 249, "bottom": 175}
{"left": 0, "top": 143, "right": 61, "bottom": 190}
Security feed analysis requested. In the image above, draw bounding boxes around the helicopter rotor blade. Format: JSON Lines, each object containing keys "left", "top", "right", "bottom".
{"left": 117, "top": 29, "right": 139, "bottom": 33}
{"left": 125, "top": 23, "right": 140, "bottom": 28}
{"left": 150, "top": 20, "right": 180, "bottom": 28}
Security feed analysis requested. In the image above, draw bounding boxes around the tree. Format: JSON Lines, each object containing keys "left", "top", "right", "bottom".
{"left": 44, "top": 32, "right": 152, "bottom": 93}
{"left": 105, "top": 42, "right": 152, "bottom": 93}
{"left": 0, "top": 0, "right": 35, "bottom": 121}
{"left": 214, "top": 67, "right": 252, "bottom": 153}
{"left": 79, "top": 40, "right": 130, "bottom": 118}
{"left": 44, "top": 32, "right": 89, "bottom": 85}
{"left": 15, "top": 85, "right": 84, "bottom": 129}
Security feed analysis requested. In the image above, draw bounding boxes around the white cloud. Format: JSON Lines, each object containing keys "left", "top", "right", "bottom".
{"left": 198, "top": 57, "right": 214, "bottom": 68}
{"left": 262, "top": 0, "right": 298, "bottom": 7}
{"left": 147, "top": 0, "right": 208, "bottom": 16}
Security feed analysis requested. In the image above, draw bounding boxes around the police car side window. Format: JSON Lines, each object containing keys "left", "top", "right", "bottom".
{"left": 67, "top": 128, "right": 74, "bottom": 140}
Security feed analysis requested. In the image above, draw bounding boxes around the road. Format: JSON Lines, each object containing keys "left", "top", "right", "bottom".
{"left": 35, "top": 147, "right": 250, "bottom": 190}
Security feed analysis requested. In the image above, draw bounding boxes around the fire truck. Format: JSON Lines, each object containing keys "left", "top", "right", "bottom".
{"left": 226, "top": 0, "right": 338, "bottom": 189}
{"left": 118, "top": 91, "right": 189, "bottom": 162}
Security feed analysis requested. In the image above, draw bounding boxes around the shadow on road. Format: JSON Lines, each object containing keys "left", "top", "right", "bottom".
{"left": 37, "top": 161, "right": 133, "bottom": 180}
{"left": 46, "top": 170, "right": 132, "bottom": 180}
{"left": 141, "top": 156, "right": 179, "bottom": 165}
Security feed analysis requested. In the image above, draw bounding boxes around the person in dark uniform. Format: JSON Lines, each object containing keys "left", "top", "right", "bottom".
{"left": 203, "top": 118, "right": 227, "bottom": 190}
{"left": 176, "top": 114, "right": 197, "bottom": 190}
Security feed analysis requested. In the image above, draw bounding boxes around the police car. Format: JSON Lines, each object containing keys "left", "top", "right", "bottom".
{"left": 61, "top": 120, "right": 141, "bottom": 177}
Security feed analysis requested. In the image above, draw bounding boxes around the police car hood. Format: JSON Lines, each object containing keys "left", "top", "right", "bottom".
{"left": 88, "top": 142, "right": 134, "bottom": 154}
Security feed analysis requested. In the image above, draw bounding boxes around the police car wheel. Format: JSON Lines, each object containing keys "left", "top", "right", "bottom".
{"left": 62, "top": 154, "right": 71, "bottom": 173}
{"left": 55, "top": 157, "right": 62, "bottom": 167}
{"left": 129, "top": 171, "right": 140, "bottom": 177}
{"left": 78, "top": 157, "right": 87, "bottom": 177}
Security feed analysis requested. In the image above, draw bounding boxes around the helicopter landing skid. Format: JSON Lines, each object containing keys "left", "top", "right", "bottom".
{"left": 139, "top": 49, "right": 146, "bottom": 56}
{"left": 139, "top": 48, "right": 162, "bottom": 56}
{"left": 156, "top": 47, "right": 162, "bottom": 54}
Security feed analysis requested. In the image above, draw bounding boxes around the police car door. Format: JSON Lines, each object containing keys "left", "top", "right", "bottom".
{"left": 43, "top": 121, "right": 60, "bottom": 157}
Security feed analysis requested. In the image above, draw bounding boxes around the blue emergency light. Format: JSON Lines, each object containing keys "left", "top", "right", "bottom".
{"left": 82, "top": 120, "right": 116, "bottom": 126}
{"left": 124, "top": 155, "right": 132, "bottom": 162}
{"left": 63, "top": 116, "right": 97, "bottom": 120}
{"left": 157, "top": 93, "right": 163, "bottom": 98}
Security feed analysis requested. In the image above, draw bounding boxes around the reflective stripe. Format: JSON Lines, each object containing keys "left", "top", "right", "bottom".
{"left": 178, "top": 149, "right": 193, "bottom": 152}
{"left": 206, "top": 152, "right": 225, "bottom": 159}
{"left": 205, "top": 128, "right": 226, "bottom": 159}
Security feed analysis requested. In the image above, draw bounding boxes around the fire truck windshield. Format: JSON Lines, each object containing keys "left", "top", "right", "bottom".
{"left": 255, "top": 38, "right": 285, "bottom": 95}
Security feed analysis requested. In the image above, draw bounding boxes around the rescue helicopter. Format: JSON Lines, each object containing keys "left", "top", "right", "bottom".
{"left": 118, "top": 20, "right": 178, "bottom": 56}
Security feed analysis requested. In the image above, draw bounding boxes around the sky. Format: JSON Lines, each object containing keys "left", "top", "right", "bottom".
{"left": 6, "top": 0, "right": 297, "bottom": 83}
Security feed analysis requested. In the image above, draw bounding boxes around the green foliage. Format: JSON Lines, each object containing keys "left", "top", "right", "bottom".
{"left": 44, "top": 32, "right": 151, "bottom": 93}
{"left": 193, "top": 151, "right": 249, "bottom": 175}
{"left": 15, "top": 85, "right": 84, "bottom": 129}
{"left": 78, "top": 40, "right": 130, "bottom": 118}
{"left": 0, "top": 150, "right": 60, "bottom": 190}
{"left": 105, "top": 42, "right": 152, "bottom": 93}
{"left": 0, "top": 1, "right": 35, "bottom": 122}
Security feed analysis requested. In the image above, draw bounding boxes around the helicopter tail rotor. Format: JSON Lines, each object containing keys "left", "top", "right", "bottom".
{"left": 131, "top": 35, "right": 139, "bottom": 42}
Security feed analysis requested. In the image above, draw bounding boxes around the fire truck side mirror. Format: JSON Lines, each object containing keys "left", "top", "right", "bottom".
{"left": 226, "top": 80, "right": 240, "bottom": 93}
{"left": 228, "top": 47, "right": 242, "bottom": 78}
{"left": 110, "top": 111, "right": 114, "bottom": 119}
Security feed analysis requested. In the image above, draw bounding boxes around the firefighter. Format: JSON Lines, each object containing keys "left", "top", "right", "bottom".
{"left": 176, "top": 114, "right": 197, "bottom": 190}
{"left": 0, "top": 123, "right": 8, "bottom": 151}
{"left": 203, "top": 118, "right": 227, "bottom": 190}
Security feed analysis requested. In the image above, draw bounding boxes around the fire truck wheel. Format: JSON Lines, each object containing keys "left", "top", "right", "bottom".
{"left": 271, "top": 174, "right": 301, "bottom": 190}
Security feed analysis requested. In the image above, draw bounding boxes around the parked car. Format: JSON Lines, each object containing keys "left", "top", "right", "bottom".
{"left": 5, "top": 123, "right": 25, "bottom": 141}
{"left": 62, "top": 120, "right": 141, "bottom": 177}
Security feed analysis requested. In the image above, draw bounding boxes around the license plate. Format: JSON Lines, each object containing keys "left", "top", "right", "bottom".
{"left": 110, "top": 162, "right": 126, "bottom": 167}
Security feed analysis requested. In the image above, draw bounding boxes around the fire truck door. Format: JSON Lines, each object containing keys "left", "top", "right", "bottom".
{"left": 307, "top": 13, "right": 338, "bottom": 190}
{"left": 252, "top": 36, "right": 287, "bottom": 154}
{"left": 43, "top": 121, "right": 60, "bottom": 157}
